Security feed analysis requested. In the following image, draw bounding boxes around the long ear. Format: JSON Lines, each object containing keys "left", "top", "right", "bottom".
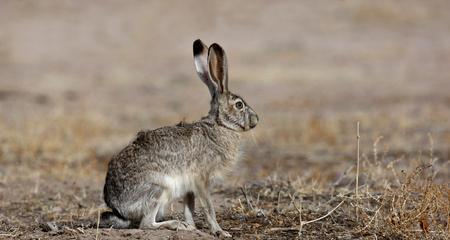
{"left": 208, "top": 43, "right": 228, "bottom": 93}
{"left": 193, "top": 39, "right": 216, "bottom": 97}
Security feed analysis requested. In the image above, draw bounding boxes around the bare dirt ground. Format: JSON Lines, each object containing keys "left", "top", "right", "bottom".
{"left": 0, "top": 1, "right": 449, "bottom": 239}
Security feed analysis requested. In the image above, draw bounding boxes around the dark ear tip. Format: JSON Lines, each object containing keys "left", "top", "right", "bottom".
{"left": 209, "top": 43, "right": 225, "bottom": 54}
{"left": 193, "top": 39, "right": 206, "bottom": 55}
{"left": 210, "top": 43, "right": 222, "bottom": 49}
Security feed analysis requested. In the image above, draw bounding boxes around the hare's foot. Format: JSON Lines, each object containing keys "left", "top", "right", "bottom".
{"left": 100, "top": 211, "right": 132, "bottom": 229}
{"left": 138, "top": 188, "right": 195, "bottom": 231}
{"left": 213, "top": 229, "right": 232, "bottom": 238}
{"left": 140, "top": 219, "right": 195, "bottom": 231}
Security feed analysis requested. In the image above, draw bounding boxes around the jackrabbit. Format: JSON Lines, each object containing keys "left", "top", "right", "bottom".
{"left": 101, "top": 39, "right": 259, "bottom": 237}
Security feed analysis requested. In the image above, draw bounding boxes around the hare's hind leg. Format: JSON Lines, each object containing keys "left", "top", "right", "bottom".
{"left": 183, "top": 192, "right": 196, "bottom": 227}
{"left": 139, "top": 189, "right": 195, "bottom": 231}
{"left": 155, "top": 203, "right": 165, "bottom": 221}
{"left": 100, "top": 211, "right": 131, "bottom": 229}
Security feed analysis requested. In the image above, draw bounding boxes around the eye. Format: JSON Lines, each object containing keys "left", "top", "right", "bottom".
{"left": 235, "top": 101, "right": 244, "bottom": 109}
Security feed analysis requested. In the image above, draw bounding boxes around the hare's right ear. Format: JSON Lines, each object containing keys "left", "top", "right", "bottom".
{"left": 208, "top": 43, "right": 228, "bottom": 94}
{"left": 193, "top": 39, "right": 216, "bottom": 97}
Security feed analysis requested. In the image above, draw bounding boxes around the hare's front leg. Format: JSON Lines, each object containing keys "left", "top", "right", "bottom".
{"left": 196, "top": 185, "right": 231, "bottom": 238}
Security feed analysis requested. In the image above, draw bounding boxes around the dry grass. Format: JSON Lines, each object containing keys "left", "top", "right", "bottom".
{"left": 0, "top": 101, "right": 448, "bottom": 240}
{"left": 0, "top": 111, "right": 131, "bottom": 181}
{"left": 226, "top": 132, "right": 449, "bottom": 239}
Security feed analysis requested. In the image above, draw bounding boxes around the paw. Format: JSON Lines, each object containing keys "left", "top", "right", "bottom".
{"left": 175, "top": 221, "right": 196, "bottom": 231}
{"left": 186, "top": 221, "right": 197, "bottom": 229}
{"left": 213, "top": 230, "right": 232, "bottom": 238}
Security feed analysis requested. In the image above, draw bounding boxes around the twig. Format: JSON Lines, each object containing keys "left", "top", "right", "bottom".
{"left": 240, "top": 186, "right": 254, "bottom": 210}
{"left": 237, "top": 198, "right": 247, "bottom": 218}
{"left": 356, "top": 205, "right": 382, "bottom": 233}
{"left": 332, "top": 165, "right": 354, "bottom": 188}
{"left": 427, "top": 132, "right": 440, "bottom": 180}
{"left": 34, "top": 173, "right": 40, "bottom": 194}
{"left": 289, "top": 193, "right": 344, "bottom": 236}
{"left": 427, "top": 132, "right": 434, "bottom": 161}
{"left": 64, "top": 226, "right": 78, "bottom": 234}
{"left": 289, "top": 193, "right": 303, "bottom": 236}
{"left": 238, "top": 198, "right": 245, "bottom": 210}
{"left": 301, "top": 200, "right": 345, "bottom": 225}
{"left": 267, "top": 227, "right": 299, "bottom": 232}
{"left": 256, "top": 193, "right": 260, "bottom": 208}
{"left": 373, "top": 136, "right": 383, "bottom": 164}
{"left": 95, "top": 209, "right": 100, "bottom": 240}
{"left": 276, "top": 190, "right": 282, "bottom": 213}
{"left": 356, "top": 121, "right": 360, "bottom": 221}
{"left": 269, "top": 198, "right": 345, "bottom": 236}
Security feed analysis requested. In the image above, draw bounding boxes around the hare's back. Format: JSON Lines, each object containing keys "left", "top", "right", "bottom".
{"left": 133, "top": 124, "right": 197, "bottom": 148}
{"left": 111, "top": 123, "right": 205, "bottom": 171}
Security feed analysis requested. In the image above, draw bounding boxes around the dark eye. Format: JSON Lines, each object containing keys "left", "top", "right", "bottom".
{"left": 235, "top": 101, "right": 243, "bottom": 109}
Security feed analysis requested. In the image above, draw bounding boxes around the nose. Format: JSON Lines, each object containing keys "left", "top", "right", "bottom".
{"left": 249, "top": 114, "right": 259, "bottom": 128}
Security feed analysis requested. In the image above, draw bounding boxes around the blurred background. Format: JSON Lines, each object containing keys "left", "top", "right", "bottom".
{"left": 0, "top": 0, "right": 449, "bottom": 190}
{"left": 1, "top": 1, "right": 449, "bottom": 238}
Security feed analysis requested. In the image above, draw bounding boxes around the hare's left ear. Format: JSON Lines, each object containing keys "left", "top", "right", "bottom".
{"left": 193, "top": 39, "right": 216, "bottom": 97}
{"left": 208, "top": 43, "right": 228, "bottom": 94}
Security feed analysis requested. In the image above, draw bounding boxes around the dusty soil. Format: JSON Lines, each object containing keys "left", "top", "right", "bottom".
{"left": 0, "top": 1, "right": 449, "bottom": 239}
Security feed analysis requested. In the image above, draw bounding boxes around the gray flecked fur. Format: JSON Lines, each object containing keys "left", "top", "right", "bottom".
{"left": 101, "top": 39, "right": 258, "bottom": 238}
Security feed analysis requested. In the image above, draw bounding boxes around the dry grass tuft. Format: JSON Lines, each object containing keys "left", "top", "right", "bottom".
{"left": 223, "top": 124, "right": 449, "bottom": 239}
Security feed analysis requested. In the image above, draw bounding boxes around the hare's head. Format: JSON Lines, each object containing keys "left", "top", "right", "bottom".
{"left": 193, "top": 39, "right": 258, "bottom": 132}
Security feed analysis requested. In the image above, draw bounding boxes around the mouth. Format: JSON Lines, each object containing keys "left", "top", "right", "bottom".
{"left": 242, "top": 123, "right": 255, "bottom": 132}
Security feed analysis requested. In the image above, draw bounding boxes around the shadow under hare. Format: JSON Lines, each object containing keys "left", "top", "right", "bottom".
{"left": 101, "top": 39, "right": 258, "bottom": 238}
